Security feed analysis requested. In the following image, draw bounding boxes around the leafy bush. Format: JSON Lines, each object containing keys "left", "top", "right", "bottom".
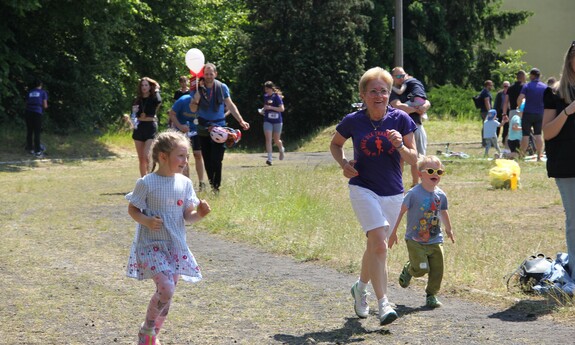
{"left": 427, "top": 84, "right": 480, "bottom": 121}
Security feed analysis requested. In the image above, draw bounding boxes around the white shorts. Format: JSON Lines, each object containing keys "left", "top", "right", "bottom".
{"left": 349, "top": 184, "right": 403, "bottom": 235}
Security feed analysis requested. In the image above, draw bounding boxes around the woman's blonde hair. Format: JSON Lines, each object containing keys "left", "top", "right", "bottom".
{"left": 358, "top": 67, "right": 393, "bottom": 94}
{"left": 417, "top": 155, "right": 444, "bottom": 171}
{"left": 557, "top": 42, "right": 575, "bottom": 103}
{"left": 148, "top": 130, "right": 191, "bottom": 173}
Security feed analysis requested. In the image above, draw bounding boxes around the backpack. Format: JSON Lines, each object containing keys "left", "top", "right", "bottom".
{"left": 472, "top": 94, "right": 483, "bottom": 109}
{"left": 506, "top": 253, "right": 553, "bottom": 293}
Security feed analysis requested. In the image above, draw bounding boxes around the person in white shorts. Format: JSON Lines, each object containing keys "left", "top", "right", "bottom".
{"left": 330, "top": 67, "right": 418, "bottom": 326}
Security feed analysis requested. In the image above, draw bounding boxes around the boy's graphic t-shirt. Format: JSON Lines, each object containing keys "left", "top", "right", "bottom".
{"left": 403, "top": 184, "right": 448, "bottom": 244}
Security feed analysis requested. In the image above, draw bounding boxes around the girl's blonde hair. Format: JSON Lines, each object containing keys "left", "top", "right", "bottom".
{"left": 148, "top": 130, "right": 191, "bottom": 173}
{"left": 417, "top": 155, "right": 444, "bottom": 171}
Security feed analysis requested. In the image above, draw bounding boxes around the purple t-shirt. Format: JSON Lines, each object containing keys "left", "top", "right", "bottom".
{"left": 26, "top": 88, "right": 48, "bottom": 114}
{"left": 336, "top": 106, "right": 417, "bottom": 196}
{"left": 520, "top": 80, "right": 547, "bottom": 114}
{"left": 263, "top": 93, "right": 283, "bottom": 124}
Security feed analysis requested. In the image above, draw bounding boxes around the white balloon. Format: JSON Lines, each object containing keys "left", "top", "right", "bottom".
{"left": 185, "top": 48, "right": 205, "bottom": 74}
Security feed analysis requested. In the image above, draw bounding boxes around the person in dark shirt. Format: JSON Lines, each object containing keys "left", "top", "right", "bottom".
{"left": 24, "top": 79, "right": 48, "bottom": 158}
{"left": 542, "top": 41, "right": 575, "bottom": 278}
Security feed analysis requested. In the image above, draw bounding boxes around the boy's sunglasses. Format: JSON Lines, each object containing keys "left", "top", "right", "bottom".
{"left": 422, "top": 168, "right": 445, "bottom": 176}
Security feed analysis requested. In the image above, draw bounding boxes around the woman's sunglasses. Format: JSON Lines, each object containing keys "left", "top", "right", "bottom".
{"left": 422, "top": 168, "right": 445, "bottom": 176}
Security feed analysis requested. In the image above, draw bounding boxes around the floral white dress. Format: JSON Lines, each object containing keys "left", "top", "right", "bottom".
{"left": 125, "top": 173, "right": 202, "bottom": 283}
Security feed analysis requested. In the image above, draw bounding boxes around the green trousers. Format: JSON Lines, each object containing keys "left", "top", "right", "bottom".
{"left": 405, "top": 239, "right": 444, "bottom": 296}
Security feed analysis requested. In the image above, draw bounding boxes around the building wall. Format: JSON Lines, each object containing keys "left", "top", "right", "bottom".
{"left": 499, "top": 0, "right": 574, "bottom": 80}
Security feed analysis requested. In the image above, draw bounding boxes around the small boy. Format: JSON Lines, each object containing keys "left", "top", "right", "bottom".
{"left": 389, "top": 155, "right": 455, "bottom": 308}
{"left": 506, "top": 110, "right": 523, "bottom": 158}
{"left": 483, "top": 109, "right": 508, "bottom": 158}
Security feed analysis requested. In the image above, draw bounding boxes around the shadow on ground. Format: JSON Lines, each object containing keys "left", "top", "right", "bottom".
{"left": 489, "top": 299, "right": 558, "bottom": 322}
{"left": 273, "top": 317, "right": 391, "bottom": 344}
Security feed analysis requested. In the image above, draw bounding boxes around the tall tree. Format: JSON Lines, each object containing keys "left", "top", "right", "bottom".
{"left": 236, "top": 0, "right": 372, "bottom": 144}
{"left": 364, "top": 0, "right": 531, "bottom": 88}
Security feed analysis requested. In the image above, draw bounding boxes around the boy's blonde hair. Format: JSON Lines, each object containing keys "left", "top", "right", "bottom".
{"left": 417, "top": 155, "right": 444, "bottom": 171}
{"left": 148, "top": 130, "right": 191, "bottom": 173}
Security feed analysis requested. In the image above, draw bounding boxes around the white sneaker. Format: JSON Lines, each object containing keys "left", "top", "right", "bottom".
{"left": 350, "top": 281, "right": 369, "bottom": 318}
{"left": 279, "top": 148, "right": 285, "bottom": 160}
{"left": 379, "top": 302, "right": 398, "bottom": 325}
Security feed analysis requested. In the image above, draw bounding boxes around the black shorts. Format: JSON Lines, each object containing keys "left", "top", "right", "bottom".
{"left": 190, "top": 135, "right": 201, "bottom": 151}
{"left": 132, "top": 121, "right": 158, "bottom": 141}
{"left": 508, "top": 139, "right": 520, "bottom": 153}
{"left": 521, "top": 112, "right": 543, "bottom": 136}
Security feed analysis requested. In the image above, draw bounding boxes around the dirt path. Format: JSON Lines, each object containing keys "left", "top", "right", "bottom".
{"left": 175, "top": 228, "right": 573, "bottom": 345}
{"left": 2, "top": 151, "right": 574, "bottom": 344}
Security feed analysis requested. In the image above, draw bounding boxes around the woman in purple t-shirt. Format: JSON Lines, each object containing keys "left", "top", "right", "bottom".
{"left": 261, "top": 81, "right": 285, "bottom": 166}
{"left": 330, "top": 67, "right": 417, "bottom": 326}
{"left": 25, "top": 79, "right": 48, "bottom": 158}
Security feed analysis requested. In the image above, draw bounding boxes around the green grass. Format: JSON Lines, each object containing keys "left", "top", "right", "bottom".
{"left": 1, "top": 118, "right": 573, "bottom": 318}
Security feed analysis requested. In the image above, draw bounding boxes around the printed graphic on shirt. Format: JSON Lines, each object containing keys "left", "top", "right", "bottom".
{"left": 412, "top": 194, "right": 441, "bottom": 242}
{"left": 359, "top": 130, "right": 398, "bottom": 157}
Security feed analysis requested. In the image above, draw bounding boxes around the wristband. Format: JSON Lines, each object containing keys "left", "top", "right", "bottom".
{"left": 396, "top": 142, "right": 404, "bottom": 149}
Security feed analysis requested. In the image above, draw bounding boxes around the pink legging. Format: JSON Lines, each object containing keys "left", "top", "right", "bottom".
{"left": 144, "top": 271, "right": 179, "bottom": 335}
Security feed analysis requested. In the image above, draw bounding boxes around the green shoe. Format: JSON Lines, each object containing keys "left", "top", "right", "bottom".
{"left": 399, "top": 261, "right": 412, "bottom": 288}
{"left": 426, "top": 295, "right": 443, "bottom": 308}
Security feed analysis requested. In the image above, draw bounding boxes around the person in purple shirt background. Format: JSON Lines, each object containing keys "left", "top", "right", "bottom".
{"left": 24, "top": 79, "right": 48, "bottom": 158}
{"left": 330, "top": 67, "right": 417, "bottom": 326}
{"left": 261, "top": 81, "right": 286, "bottom": 166}
{"left": 517, "top": 68, "right": 547, "bottom": 160}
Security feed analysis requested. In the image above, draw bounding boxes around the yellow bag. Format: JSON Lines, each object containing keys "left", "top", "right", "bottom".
{"left": 489, "top": 159, "right": 520, "bottom": 190}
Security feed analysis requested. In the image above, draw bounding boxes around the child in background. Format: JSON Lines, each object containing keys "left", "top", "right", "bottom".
{"left": 506, "top": 110, "right": 523, "bottom": 158}
{"left": 389, "top": 155, "right": 455, "bottom": 308}
{"left": 126, "top": 130, "right": 211, "bottom": 345}
{"left": 483, "top": 109, "right": 508, "bottom": 158}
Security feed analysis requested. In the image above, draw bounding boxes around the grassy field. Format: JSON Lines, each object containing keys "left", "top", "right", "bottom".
{"left": 1, "top": 117, "right": 573, "bottom": 325}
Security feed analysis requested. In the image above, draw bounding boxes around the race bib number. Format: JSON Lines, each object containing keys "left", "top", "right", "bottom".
{"left": 268, "top": 112, "right": 280, "bottom": 119}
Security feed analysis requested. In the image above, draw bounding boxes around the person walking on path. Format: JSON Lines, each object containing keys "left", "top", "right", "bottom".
{"left": 132, "top": 77, "right": 162, "bottom": 177}
{"left": 517, "top": 68, "right": 547, "bottom": 160}
{"left": 390, "top": 67, "right": 431, "bottom": 187}
{"left": 190, "top": 63, "right": 250, "bottom": 193}
{"left": 483, "top": 109, "right": 508, "bottom": 158}
{"left": 168, "top": 91, "right": 206, "bottom": 191}
{"left": 24, "top": 79, "right": 48, "bottom": 158}
{"left": 126, "top": 130, "right": 211, "bottom": 345}
{"left": 389, "top": 155, "right": 454, "bottom": 308}
{"left": 542, "top": 41, "right": 575, "bottom": 278}
{"left": 261, "top": 81, "right": 286, "bottom": 166}
{"left": 330, "top": 67, "right": 417, "bottom": 325}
